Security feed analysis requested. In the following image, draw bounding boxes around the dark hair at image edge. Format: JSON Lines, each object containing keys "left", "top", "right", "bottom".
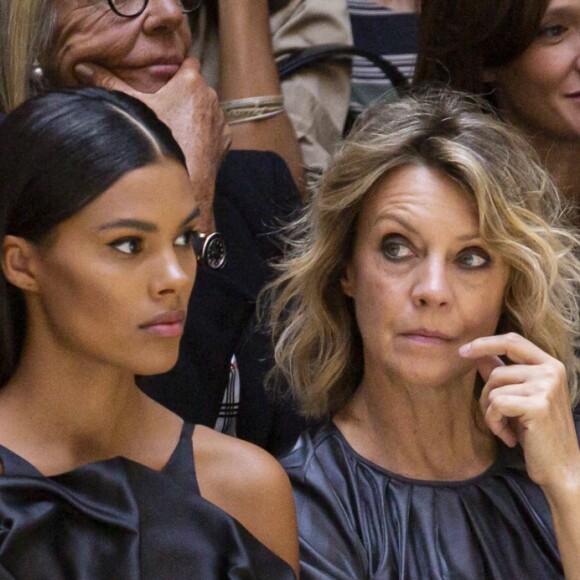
{"left": 0, "top": 87, "right": 188, "bottom": 387}
{"left": 415, "top": 0, "right": 550, "bottom": 95}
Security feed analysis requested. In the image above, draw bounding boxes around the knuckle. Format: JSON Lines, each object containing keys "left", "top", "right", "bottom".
{"left": 488, "top": 367, "right": 502, "bottom": 383}
{"left": 534, "top": 397, "right": 550, "bottom": 417}
{"left": 181, "top": 67, "right": 199, "bottom": 84}
{"left": 506, "top": 332, "right": 521, "bottom": 344}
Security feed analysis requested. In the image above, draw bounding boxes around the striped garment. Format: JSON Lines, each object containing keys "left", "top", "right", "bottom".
{"left": 348, "top": 0, "right": 418, "bottom": 115}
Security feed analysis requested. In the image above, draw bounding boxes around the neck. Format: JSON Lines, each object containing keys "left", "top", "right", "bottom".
{"left": 0, "top": 328, "right": 168, "bottom": 474}
{"left": 334, "top": 368, "right": 496, "bottom": 480}
{"left": 530, "top": 135, "right": 580, "bottom": 214}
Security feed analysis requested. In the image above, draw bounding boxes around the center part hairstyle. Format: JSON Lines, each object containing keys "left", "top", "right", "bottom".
{"left": 0, "top": 87, "right": 187, "bottom": 387}
{"left": 267, "top": 88, "right": 580, "bottom": 419}
{"left": 414, "top": 0, "right": 550, "bottom": 95}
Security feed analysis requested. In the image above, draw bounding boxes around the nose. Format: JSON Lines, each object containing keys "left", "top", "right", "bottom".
{"left": 150, "top": 249, "right": 196, "bottom": 299}
{"left": 411, "top": 258, "right": 452, "bottom": 308}
{"left": 143, "top": 0, "right": 185, "bottom": 34}
{"left": 574, "top": 32, "right": 580, "bottom": 70}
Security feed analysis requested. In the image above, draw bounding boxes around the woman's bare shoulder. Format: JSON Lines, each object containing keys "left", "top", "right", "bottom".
{"left": 193, "top": 425, "right": 298, "bottom": 575}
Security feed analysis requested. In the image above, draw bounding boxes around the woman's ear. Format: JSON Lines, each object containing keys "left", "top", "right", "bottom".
{"left": 340, "top": 261, "right": 355, "bottom": 298}
{"left": 2, "top": 235, "right": 40, "bottom": 292}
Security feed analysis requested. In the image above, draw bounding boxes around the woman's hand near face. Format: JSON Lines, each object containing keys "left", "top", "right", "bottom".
{"left": 460, "top": 332, "right": 580, "bottom": 579}
{"left": 460, "top": 333, "right": 580, "bottom": 488}
{"left": 75, "top": 58, "right": 230, "bottom": 233}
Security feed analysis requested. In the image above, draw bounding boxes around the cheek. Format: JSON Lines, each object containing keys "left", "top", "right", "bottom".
{"left": 39, "top": 259, "right": 130, "bottom": 332}
{"left": 351, "top": 270, "right": 399, "bottom": 339}
{"left": 46, "top": 15, "right": 139, "bottom": 85}
{"left": 459, "top": 289, "right": 505, "bottom": 338}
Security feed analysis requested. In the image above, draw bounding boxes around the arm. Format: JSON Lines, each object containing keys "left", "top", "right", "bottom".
{"left": 74, "top": 58, "right": 229, "bottom": 233}
{"left": 216, "top": 0, "right": 305, "bottom": 194}
{"left": 461, "top": 333, "right": 580, "bottom": 579}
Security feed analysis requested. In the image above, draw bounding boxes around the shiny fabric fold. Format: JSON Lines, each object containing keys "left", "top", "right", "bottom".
{"left": 0, "top": 423, "right": 295, "bottom": 579}
{"left": 280, "top": 421, "right": 570, "bottom": 579}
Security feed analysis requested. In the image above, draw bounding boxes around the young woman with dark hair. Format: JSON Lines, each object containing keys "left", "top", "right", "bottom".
{"left": 0, "top": 87, "right": 298, "bottom": 578}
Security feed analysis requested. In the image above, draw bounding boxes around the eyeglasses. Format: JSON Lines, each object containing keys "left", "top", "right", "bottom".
{"left": 108, "top": 0, "right": 201, "bottom": 18}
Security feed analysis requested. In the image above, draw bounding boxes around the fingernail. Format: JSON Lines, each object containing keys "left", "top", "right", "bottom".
{"left": 459, "top": 343, "right": 471, "bottom": 355}
{"left": 74, "top": 64, "right": 94, "bottom": 82}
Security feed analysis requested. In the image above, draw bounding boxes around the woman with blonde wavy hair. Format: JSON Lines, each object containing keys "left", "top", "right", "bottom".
{"left": 271, "top": 89, "right": 580, "bottom": 578}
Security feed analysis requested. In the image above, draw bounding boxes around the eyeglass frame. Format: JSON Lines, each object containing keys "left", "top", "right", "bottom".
{"left": 107, "top": 0, "right": 202, "bottom": 18}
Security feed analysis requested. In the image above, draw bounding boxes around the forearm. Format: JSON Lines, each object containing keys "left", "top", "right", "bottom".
{"left": 544, "top": 467, "right": 580, "bottom": 579}
{"left": 217, "top": 0, "right": 304, "bottom": 194}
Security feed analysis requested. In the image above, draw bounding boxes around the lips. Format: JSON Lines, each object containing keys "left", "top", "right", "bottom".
{"left": 111, "top": 56, "right": 183, "bottom": 87}
{"left": 400, "top": 328, "right": 453, "bottom": 345}
{"left": 140, "top": 310, "right": 186, "bottom": 338}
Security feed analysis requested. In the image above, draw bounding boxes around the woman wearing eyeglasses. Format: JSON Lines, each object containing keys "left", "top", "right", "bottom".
{"left": 0, "top": 0, "right": 307, "bottom": 455}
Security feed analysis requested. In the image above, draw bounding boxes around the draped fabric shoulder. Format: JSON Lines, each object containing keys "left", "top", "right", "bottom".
{"left": 280, "top": 420, "right": 573, "bottom": 579}
{"left": 0, "top": 423, "right": 295, "bottom": 579}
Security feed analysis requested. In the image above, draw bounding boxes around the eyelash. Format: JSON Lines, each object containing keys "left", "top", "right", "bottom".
{"left": 108, "top": 228, "right": 198, "bottom": 256}
{"left": 381, "top": 236, "right": 492, "bottom": 270}
{"left": 537, "top": 23, "right": 568, "bottom": 40}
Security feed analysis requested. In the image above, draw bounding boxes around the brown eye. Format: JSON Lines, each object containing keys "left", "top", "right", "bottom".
{"left": 175, "top": 229, "right": 197, "bottom": 248}
{"left": 109, "top": 237, "right": 143, "bottom": 255}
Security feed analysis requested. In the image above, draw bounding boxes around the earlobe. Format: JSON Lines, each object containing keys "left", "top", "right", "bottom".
{"left": 2, "top": 235, "right": 40, "bottom": 292}
{"left": 340, "top": 263, "right": 355, "bottom": 298}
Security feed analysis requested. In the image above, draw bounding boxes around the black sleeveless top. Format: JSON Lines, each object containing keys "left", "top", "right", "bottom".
{"left": 0, "top": 423, "right": 295, "bottom": 579}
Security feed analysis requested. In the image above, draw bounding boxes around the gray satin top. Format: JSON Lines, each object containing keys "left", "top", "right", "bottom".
{"left": 280, "top": 419, "right": 577, "bottom": 579}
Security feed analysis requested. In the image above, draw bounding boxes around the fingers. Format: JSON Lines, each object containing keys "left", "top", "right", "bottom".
{"left": 74, "top": 63, "right": 137, "bottom": 97}
{"left": 472, "top": 354, "right": 505, "bottom": 383}
{"left": 480, "top": 365, "right": 530, "bottom": 406}
{"left": 460, "top": 332, "right": 552, "bottom": 367}
{"left": 483, "top": 402, "right": 519, "bottom": 447}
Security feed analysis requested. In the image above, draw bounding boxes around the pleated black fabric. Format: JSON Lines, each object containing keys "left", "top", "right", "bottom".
{"left": 281, "top": 421, "right": 569, "bottom": 579}
{"left": 0, "top": 423, "right": 295, "bottom": 579}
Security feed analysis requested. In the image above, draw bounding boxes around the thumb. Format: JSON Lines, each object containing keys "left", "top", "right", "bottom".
{"left": 74, "top": 63, "right": 137, "bottom": 96}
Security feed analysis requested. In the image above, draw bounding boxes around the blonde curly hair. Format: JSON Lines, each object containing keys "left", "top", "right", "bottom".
{"left": 267, "top": 89, "right": 580, "bottom": 419}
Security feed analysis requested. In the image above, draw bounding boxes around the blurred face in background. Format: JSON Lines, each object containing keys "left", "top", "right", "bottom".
{"left": 487, "top": 0, "right": 580, "bottom": 142}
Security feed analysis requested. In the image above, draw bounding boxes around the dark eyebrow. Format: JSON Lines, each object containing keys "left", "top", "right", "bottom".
{"left": 374, "top": 213, "right": 481, "bottom": 242}
{"left": 542, "top": 5, "right": 576, "bottom": 20}
{"left": 181, "top": 207, "right": 200, "bottom": 226}
{"left": 98, "top": 207, "right": 200, "bottom": 233}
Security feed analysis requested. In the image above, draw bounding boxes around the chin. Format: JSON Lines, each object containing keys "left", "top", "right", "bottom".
{"left": 116, "top": 71, "right": 173, "bottom": 94}
{"left": 133, "top": 353, "right": 180, "bottom": 377}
